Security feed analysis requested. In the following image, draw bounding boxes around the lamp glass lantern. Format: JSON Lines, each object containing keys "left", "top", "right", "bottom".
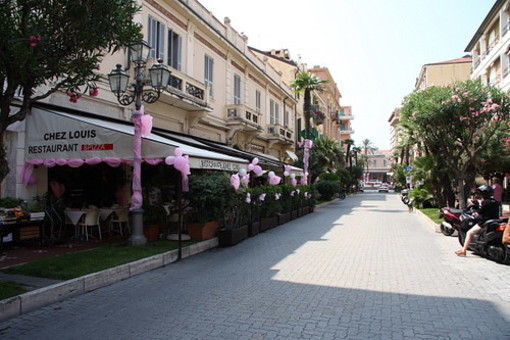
{"left": 149, "top": 62, "right": 171, "bottom": 91}
{"left": 129, "top": 40, "right": 152, "bottom": 64}
{"left": 108, "top": 64, "right": 129, "bottom": 95}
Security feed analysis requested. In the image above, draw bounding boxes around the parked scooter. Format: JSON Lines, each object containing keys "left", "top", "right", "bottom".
{"left": 458, "top": 212, "right": 510, "bottom": 264}
{"left": 439, "top": 201, "right": 479, "bottom": 237}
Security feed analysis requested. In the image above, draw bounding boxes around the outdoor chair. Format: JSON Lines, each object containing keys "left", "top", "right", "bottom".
{"left": 79, "top": 207, "right": 101, "bottom": 241}
{"left": 109, "top": 208, "right": 130, "bottom": 236}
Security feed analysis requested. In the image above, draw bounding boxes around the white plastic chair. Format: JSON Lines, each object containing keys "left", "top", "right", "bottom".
{"left": 79, "top": 207, "right": 101, "bottom": 240}
{"left": 110, "top": 208, "right": 130, "bottom": 236}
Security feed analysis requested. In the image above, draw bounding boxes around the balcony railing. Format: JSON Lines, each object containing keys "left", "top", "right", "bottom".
{"left": 267, "top": 124, "right": 293, "bottom": 142}
{"left": 154, "top": 66, "right": 206, "bottom": 106}
{"left": 226, "top": 104, "right": 262, "bottom": 130}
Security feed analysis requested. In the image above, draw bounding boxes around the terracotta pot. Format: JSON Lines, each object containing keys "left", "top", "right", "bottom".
{"left": 143, "top": 224, "right": 160, "bottom": 242}
{"left": 187, "top": 220, "right": 219, "bottom": 240}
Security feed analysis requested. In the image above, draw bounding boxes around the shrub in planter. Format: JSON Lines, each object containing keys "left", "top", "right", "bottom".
{"left": 314, "top": 180, "right": 340, "bottom": 201}
{"left": 187, "top": 171, "right": 234, "bottom": 239}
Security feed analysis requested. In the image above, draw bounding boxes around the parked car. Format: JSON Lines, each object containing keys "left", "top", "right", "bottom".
{"left": 378, "top": 184, "right": 390, "bottom": 192}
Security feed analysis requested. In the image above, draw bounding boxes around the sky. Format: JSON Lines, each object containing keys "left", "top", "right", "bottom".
{"left": 198, "top": 0, "right": 495, "bottom": 150}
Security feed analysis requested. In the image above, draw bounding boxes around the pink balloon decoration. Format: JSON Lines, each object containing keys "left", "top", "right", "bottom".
{"left": 253, "top": 165, "right": 262, "bottom": 175}
{"left": 291, "top": 178, "right": 297, "bottom": 187}
{"left": 283, "top": 165, "right": 291, "bottom": 177}
{"left": 269, "top": 175, "right": 281, "bottom": 185}
{"left": 230, "top": 174, "right": 240, "bottom": 191}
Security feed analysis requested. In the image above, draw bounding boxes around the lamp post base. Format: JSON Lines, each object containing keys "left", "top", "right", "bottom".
{"left": 128, "top": 208, "right": 147, "bottom": 246}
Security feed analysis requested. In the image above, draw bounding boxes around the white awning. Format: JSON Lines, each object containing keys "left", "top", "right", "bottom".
{"left": 285, "top": 150, "right": 299, "bottom": 162}
{"left": 26, "top": 107, "right": 248, "bottom": 171}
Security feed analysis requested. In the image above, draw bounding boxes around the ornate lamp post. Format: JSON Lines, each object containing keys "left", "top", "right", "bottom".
{"left": 108, "top": 41, "right": 171, "bottom": 246}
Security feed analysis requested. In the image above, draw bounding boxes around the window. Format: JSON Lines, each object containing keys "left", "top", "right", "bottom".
{"left": 373, "top": 160, "right": 377, "bottom": 166}
{"left": 204, "top": 55, "right": 214, "bottom": 98}
{"left": 255, "top": 90, "right": 261, "bottom": 113}
{"left": 284, "top": 110, "right": 289, "bottom": 127}
{"left": 270, "top": 99, "right": 280, "bottom": 125}
{"left": 148, "top": 16, "right": 165, "bottom": 60}
{"left": 168, "top": 29, "right": 182, "bottom": 70}
{"left": 234, "top": 74, "right": 241, "bottom": 104}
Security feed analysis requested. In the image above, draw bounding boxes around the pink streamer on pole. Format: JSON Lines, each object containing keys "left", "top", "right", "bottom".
{"left": 303, "top": 139, "right": 313, "bottom": 184}
{"left": 131, "top": 107, "right": 143, "bottom": 210}
{"left": 140, "top": 114, "right": 153, "bottom": 137}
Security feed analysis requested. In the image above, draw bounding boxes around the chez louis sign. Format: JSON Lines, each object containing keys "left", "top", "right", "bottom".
{"left": 25, "top": 108, "right": 248, "bottom": 171}
{"left": 25, "top": 108, "right": 144, "bottom": 160}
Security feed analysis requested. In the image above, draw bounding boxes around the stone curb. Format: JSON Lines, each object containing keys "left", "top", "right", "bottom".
{"left": 0, "top": 238, "right": 218, "bottom": 322}
{"left": 414, "top": 209, "right": 441, "bottom": 233}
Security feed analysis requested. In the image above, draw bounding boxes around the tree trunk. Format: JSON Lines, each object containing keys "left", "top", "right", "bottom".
{"left": 303, "top": 89, "right": 311, "bottom": 140}
{"left": 0, "top": 132, "right": 10, "bottom": 186}
{"left": 457, "top": 178, "right": 466, "bottom": 209}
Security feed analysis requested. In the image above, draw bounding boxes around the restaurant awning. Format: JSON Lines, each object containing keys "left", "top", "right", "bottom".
{"left": 25, "top": 107, "right": 248, "bottom": 171}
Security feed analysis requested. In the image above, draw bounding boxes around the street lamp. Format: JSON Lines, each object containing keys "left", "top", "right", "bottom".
{"left": 108, "top": 41, "right": 171, "bottom": 246}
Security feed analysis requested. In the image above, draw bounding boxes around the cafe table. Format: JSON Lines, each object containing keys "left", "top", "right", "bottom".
{"left": 64, "top": 208, "right": 87, "bottom": 238}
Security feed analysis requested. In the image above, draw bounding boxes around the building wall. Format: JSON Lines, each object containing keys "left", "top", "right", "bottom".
{"left": 466, "top": 0, "right": 510, "bottom": 91}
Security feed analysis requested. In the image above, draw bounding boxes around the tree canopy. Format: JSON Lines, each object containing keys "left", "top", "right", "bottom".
{"left": 399, "top": 80, "right": 510, "bottom": 207}
{"left": 0, "top": 0, "right": 142, "bottom": 183}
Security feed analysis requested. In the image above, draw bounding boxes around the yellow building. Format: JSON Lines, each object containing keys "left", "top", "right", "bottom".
{"left": 414, "top": 56, "right": 472, "bottom": 90}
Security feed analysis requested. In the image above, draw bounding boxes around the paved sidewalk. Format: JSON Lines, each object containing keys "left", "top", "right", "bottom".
{"left": 1, "top": 193, "right": 510, "bottom": 339}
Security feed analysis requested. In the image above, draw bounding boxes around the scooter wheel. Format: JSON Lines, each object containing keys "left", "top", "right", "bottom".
{"left": 440, "top": 224, "right": 455, "bottom": 236}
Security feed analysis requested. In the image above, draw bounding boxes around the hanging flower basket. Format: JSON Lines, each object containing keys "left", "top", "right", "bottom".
{"left": 312, "top": 111, "right": 325, "bottom": 125}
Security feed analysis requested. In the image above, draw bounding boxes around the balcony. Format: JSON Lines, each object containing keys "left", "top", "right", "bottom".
{"left": 267, "top": 124, "right": 294, "bottom": 145}
{"left": 226, "top": 104, "right": 262, "bottom": 132}
{"left": 158, "top": 67, "right": 209, "bottom": 110}
{"left": 339, "top": 127, "right": 354, "bottom": 135}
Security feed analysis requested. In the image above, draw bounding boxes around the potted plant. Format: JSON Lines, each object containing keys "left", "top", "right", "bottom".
{"left": 218, "top": 191, "right": 249, "bottom": 247}
{"left": 143, "top": 204, "right": 166, "bottom": 241}
{"left": 277, "top": 185, "right": 293, "bottom": 225}
{"left": 186, "top": 171, "right": 233, "bottom": 240}
{"left": 253, "top": 186, "right": 281, "bottom": 231}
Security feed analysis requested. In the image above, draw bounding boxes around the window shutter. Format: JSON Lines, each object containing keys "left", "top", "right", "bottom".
{"left": 158, "top": 22, "right": 166, "bottom": 61}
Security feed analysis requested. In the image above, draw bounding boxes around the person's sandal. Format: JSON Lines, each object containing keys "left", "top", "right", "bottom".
{"left": 455, "top": 250, "right": 466, "bottom": 256}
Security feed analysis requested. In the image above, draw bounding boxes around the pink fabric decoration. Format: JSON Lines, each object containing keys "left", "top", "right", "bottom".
{"left": 68, "top": 158, "right": 84, "bottom": 168}
{"left": 140, "top": 114, "right": 153, "bottom": 137}
{"left": 27, "top": 175, "right": 37, "bottom": 185}
{"left": 300, "top": 177, "right": 308, "bottom": 185}
{"left": 144, "top": 158, "right": 163, "bottom": 165}
{"left": 43, "top": 159, "right": 56, "bottom": 167}
{"left": 230, "top": 174, "right": 240, "bottom": 191}
{"left": 29, "top": 159, "right": 44, "bottom": 165}
{"left": 165, "top": 147, "right": 191, "bottom": 192}
{"left": 130, "top": 109, "right": 143, "bottom": 210}
{"left": 55, "top": 158, "right": 68, "bottom": 166}
{"left": 104, "top": 157, "right": 122, "bottom": 167}
{"left": 21, "top": 163, "right": 34, "bottom": 185}
{"left": 85, "top": 157, "right": 102, "bottom": 165}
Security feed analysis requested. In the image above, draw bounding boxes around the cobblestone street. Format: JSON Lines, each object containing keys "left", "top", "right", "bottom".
{"left": 1, "top": 193, "right": 510, "bottom": 339}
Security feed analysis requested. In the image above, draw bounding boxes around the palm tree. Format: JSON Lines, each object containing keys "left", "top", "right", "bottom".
{"left": 360, "top": 139, "right": 377, "bottom": 182}
{"left": 291, "top": 71, "right": 328, "bottom": 140}
{"left": 343, "top": 138, "right": 354, "bottom": 166}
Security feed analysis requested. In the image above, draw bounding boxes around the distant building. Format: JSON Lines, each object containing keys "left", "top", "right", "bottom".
{"left": 364, "top": 150, "right": 393, "bottom": 184}
{"left": 415, "top": 56, "right": 472, "bottom": 90}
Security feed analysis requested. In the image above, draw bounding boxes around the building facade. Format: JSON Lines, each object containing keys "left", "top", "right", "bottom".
{"left": 6, "top": 0, "right": 303, "bottom": 201}
{"left": 465, "top": 0, "right": 510, "bottom": 91}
